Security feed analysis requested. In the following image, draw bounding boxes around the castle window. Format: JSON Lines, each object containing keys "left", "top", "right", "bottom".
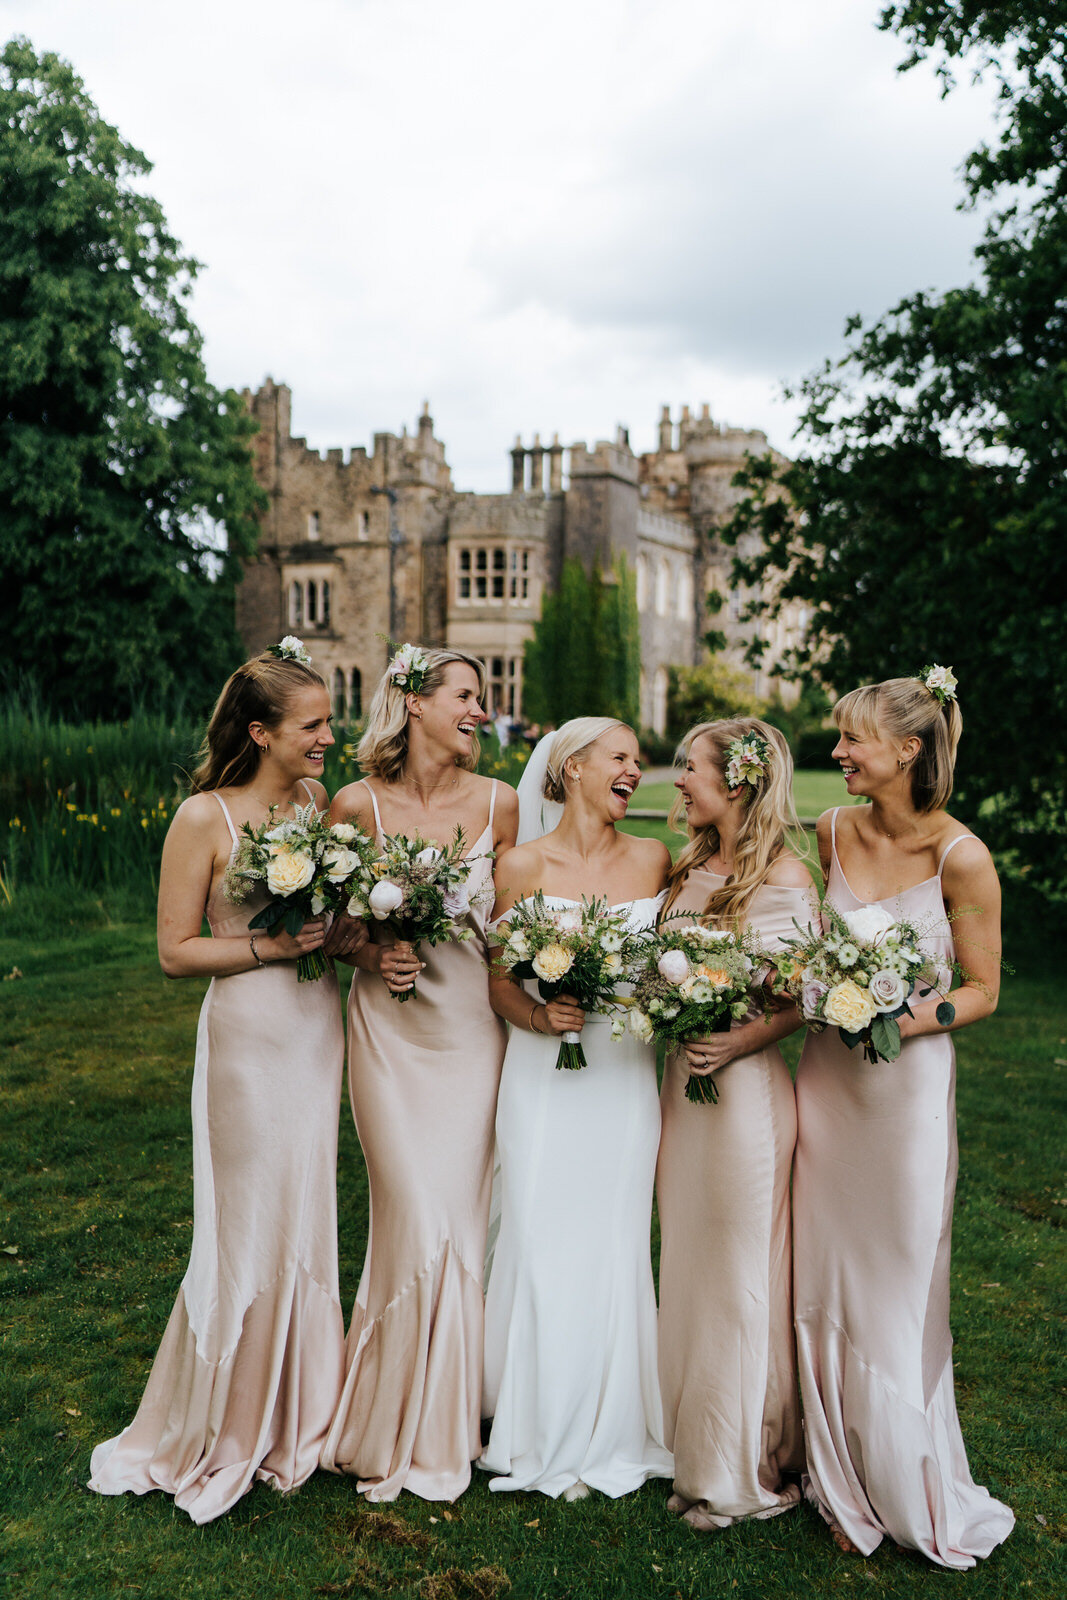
{"left": 652, "top": 666, "right": 669, "bottom": 736}
{"left": 359, "top": 511, "right": 370, "bottom": 540}
{"left": 333, "top": 668, "right": 347, "bottom": 721}
{"left": 290, "top": 581, "right": 304, "bottom": 628}
{"left": 455, "top": 545, "right": 534, "bottom": 607}
{"left": 676, "top": 567, "right": 692, "bottom": 621}
{"left": 655, "top": 560, "right": 669, "bottom": 617}
{"left": 635, "top": 554, "right": 648, "bottom": 612}
{"left": 307, "top": 581, "right": 318, "bottom": 625}
{"left": 308, "top": 512, "right": 320, "bottom": 541}
{"left": 321, "top": 580, "right": 331, "bottom": 628}
{"left": 350, "top": 667, "right": 362, "bottom": 720}
{"left": 728, "top": 587, "right": 742, "bottom": 622}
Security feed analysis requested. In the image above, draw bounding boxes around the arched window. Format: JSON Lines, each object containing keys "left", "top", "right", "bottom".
{"left": 307, "top": 512, "right": 320, "bottom": 541}
{"left": 332, "top": 667, "right": 347, "bottom": 722}
{"left": 676, "top": 566, "right": 693, "bottom": 621}
{"left": 306, "top": 580, "right": 318, "bottom": 625}
{"left": 635, "top": 554, "right": 648, "bottom": 612}
{"left": 359, "top": 511, "right": 370, "bottom": 540}
{"left": 349, "top": 667, "right": 363, "bottom": 720}
{"left": 289, "top": 581, "right": 303, "bottom": 628}
{"left": 321, "top": 580, "right": 331, "bottom": 628}
{"left": 655, "top": 560, "right": 669, "bottom": 617}
{"left": 652, "top": 666, "right": 669, "bottom": 735}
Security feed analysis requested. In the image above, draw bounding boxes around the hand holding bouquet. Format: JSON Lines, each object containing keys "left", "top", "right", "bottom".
{"left": 359, "top": 828, "right": 488, "bottom": 1002}
{"left": 491, "top": 893, "right": 642, "bottom": 1070}
{"left": 621, "top": 922, "right": 763, "bottom": 1103}
{"left": 771, "top": 901, "right": 955, "bottom": 1063}
{"left": 225, "top": 803, "right": 378, "bottom": 980}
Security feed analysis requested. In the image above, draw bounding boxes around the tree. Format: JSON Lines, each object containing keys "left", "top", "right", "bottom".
{"left": 724, "top": 3, "right": 1067, "bottom": 895}
{"left": 522, "top": 556, "right": 640, "bottom": 728}
{"left": 0, "top": 38, "right": 265, "bottom": 718}
{"left": 666, "top": 660, "right": 767, "bottom": 745}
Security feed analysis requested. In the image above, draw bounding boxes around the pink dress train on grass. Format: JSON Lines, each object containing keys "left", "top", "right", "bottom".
{"left": 657, "top": 869, "right": 811, "bottom": 1528}
{"left": 89, "top": 788, "right": 346, "bottom": 1524}
{"left": 793, "top": 809, "right": 1014, "bottom": 1567}
{"left": 320, "top": 780, "right": 506, "bottom": 1501}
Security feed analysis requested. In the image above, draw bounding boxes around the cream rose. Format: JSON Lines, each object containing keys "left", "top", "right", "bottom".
{"left": 265, "top": 848, "right": 315, "bottom": 896}
{"left": 532, "top": 943, "right": 574, "bottom": 983}
{"left": 657, "top": 949, "right": 691, "bottom": 986}
{"left": 628, "top": 1008, "right": 654, "bottom": 1042}
{"left": 368, "top": 879, "right": 404, "bottom": 919}
{"left": 869, "top": 968, "right": 907, "bottom": 1013}
{"left": 824, "top": 978, "right": 877, "bottom": 1031}
{"left": 841, "top": 905, "right": 896, "bottom": 945}
{"left": 322, "top": 845, "right": 360, "bottom": 882}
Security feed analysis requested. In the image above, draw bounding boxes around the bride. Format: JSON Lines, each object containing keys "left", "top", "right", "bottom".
{"left": 478, "top": 717, "right": 673, "bottom": 1499}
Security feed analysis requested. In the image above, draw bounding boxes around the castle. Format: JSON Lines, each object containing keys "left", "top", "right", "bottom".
{"left": 236, "top": 381, "right": 806, "bottom": 731}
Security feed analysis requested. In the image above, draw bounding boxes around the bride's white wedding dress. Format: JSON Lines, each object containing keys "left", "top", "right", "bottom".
{"left": 478, "top": 896, "right": 673, "bottom": 1499}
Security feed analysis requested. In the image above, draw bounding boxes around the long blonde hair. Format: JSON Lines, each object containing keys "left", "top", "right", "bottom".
{"left": 190, "top": 653, "right": 327, "bottom": 794}
{"left": 543, "top": 717, "right": 628, "bottom": 803}
{"left": 833, "top": 677, "right": 962, "bottom": 813}
{"left": 357, "top": 648, "right": 487, "bottom": 782}
{"left": 663, "top": 717, "right": 799, "bottom": 927}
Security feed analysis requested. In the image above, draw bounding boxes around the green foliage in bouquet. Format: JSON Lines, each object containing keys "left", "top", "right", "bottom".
{"left": 365, "top": 828, "right": 487, "bottom": 1002}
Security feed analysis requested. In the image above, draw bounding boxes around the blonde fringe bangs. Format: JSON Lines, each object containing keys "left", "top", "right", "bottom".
{"left": 357, "top": 648, "right": 487, "bottom": 783}
{"left": 663, "top": 717, "right": 798, "bottom": 928}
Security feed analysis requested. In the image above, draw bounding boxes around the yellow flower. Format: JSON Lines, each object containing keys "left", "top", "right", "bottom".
{"left": 266, "top": 848, "right": 315, "bottom": 896}
{"left": 532, "top": 943, "right": 574, "bottom": 983}
{"left": 824, "top": 979, "right": 876, "bottom": 1032}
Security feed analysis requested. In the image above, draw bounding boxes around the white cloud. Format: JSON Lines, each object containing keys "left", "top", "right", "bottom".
{"left": 3, "top": 0, "right": 998, "bottom": 486}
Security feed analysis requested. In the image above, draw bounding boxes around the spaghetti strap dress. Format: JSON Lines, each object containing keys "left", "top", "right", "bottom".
{"left": 657, "top": 871, "right": 813, "bottom": 1528}
{"left": 321, "top": 781, "right": 507, "bottom": 1501}
{"left": 89, "top": 786, "right": 346, "bottom": 1523}
{"left": 792, "top": 809, "right": 1015, "bottom": 1566}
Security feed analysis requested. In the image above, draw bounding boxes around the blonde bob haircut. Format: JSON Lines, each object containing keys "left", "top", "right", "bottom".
{"left": 663, "top": 717, "right": 801, "bottom": 928}
{"left": 358, "top": 648, "right": 487, "bottom": 783}
{"left": 543, "top": 717, "right": 630, "bottom": 804}
{"left": 833, "top": 677, "right": 963, "bottom": 814}
{"left": 190, "top": 652, "right": 327, "bottom": 794}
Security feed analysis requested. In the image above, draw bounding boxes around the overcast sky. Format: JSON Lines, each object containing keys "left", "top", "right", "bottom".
{"left": 3, "top": 0, "right": 997, "bottom": 490}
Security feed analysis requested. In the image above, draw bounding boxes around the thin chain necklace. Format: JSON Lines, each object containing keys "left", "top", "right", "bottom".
{"left": 404, "top": 772, "right": 460, "bottom": 797}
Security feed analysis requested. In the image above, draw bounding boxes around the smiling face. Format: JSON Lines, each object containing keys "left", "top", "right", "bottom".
{"left": 832, "top": 721, "right": 913, "bottom": 800}
{"left": 568, "top": 726, "right": 642, "bottom": 821}
{"left": 257, "top": 685, "right": 335, "bottom": 782}
{"left": 414, "top": 661, "right": 487, "bottom": 760}
{"left": 674, "top": 732, "right": 732, "bottom": 830}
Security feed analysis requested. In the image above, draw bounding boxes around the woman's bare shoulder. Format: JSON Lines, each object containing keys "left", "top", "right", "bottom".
{"left": 766, "top": 850, "right": 816, "bottom": 890}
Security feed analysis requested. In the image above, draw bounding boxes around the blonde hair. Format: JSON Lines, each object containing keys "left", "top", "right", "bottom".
{"left": 190, "top": 652, "right": 327, "bottom": 793}
{"left": 358, "top": 648, "right": 487, "bottom": 782}
{"left": 663, "top": 717, "right": 800, "bottom": 927}
{"left": 542, "top": 717, "right": 629, "bottom": 804}
{"left": 833, "top": 677, "right": 963, "bottom": 813}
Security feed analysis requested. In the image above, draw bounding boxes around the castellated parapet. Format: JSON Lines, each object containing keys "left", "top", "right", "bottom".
{"left": 236, "top": 385, "right": 800, "bottom": 732}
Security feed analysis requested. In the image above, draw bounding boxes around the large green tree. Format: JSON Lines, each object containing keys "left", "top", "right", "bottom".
{"left": 522, "top": 556, "right": 640, "bottom": 729}
{"left": 725, "top": 3, "right": 1067, "bottom": 894}
{"left": 0, "top": 38, "right": 264, "bottom": 717}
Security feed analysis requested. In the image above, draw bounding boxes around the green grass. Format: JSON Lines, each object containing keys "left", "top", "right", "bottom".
{"left": 634, "top": 770, "right": 850, "bottom": 819}
{"left": 0, "top": 884, "right": 1063, "bottom": 1600}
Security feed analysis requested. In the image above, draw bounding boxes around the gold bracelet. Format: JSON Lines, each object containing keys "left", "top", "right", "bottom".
{"left": 529, "top": 1003, "right": 543, "bottom": 1034}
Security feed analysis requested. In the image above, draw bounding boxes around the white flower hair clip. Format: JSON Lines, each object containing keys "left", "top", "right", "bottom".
{"left": 725, "top": 732, "right": 770, "bottom": 794}
{"left": 387, "top": 642, "right": 431, "bottom": 696}
{"left": 271, "top": 635, "right": 312, "bottom": 666}
{"left": 919, "top": 664, "right": 958, "bottom": 706}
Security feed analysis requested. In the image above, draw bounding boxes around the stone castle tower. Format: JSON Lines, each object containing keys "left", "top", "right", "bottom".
{"left": 236, "top": 381, "right": 804, "bottom": 731}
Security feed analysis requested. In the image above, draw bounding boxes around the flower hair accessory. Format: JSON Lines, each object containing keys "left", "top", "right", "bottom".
{"left": 918, "top": 664, "right": 958, "bottom": 706}
{"left": 271, "top": 635, "right": 312, "bottom": 666}
{"left": 387, "top": 642, "right": 431, "bottom": 696}
{"left": 725, "top": 733, "right": 770, "bottom": 793}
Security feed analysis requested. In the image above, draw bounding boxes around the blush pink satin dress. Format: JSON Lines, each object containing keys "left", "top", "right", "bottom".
{"left": 320, "top": 781, "right": 507, "bottom": 1501}
{"left": 657, "top": 870, "right": 812, "bottom": 1528}
{"left": 89, "top": 788, "right": 346, "bottom": 1523}
{"left": 793, "top": 809, "right": 1014, "bottom": 1567}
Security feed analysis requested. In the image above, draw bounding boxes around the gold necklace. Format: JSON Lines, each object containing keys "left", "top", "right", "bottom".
{"left": 404, "top": 773, "right": 460, "bottom": 797}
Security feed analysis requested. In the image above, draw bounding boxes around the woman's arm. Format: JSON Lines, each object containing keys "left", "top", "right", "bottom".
{"left": 899, "top": 836, "right": 1002, "bottom": 1040}
{"left": 157, "top": 798, "right": 326, "bottom": 979}
{"left": 487, "top": 968, "right": 586, "bottom": 1038}
{"left": 683, "top": 1002, "right": 803, "bottom": 1074}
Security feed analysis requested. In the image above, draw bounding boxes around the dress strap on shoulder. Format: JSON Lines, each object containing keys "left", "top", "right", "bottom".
{"left": 298, "top": 779, "right": 318, "bottom": 807}
{"left": 937, "top": 833, "right": 979, "bottom": 877}
{"left": 830, "top": 806, "right": 841, "bottom": 855}
{"left": 211, "top": 791, "right": 239, "bottom": 847}
{"left": 360, "top": 778, "right": 385, "bottom": 839}
{"left": 487, "top": 778, "right": 498, "bottom": 834}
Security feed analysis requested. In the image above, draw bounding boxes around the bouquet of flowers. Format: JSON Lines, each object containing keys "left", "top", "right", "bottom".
{"left": 225, "top": 803, "right": 378, "bottom": 981}
{"left": 771, "top": 901, "right": 955, "bottom": 1063}
{"left": 360, "top": 828, "right": 487, "bottom": 1002}
{"left": 491, "top": 893, "right": 643, "bottom": 1070}
{"left": 621, "top": 922, "right": 763, "bottom": 1104}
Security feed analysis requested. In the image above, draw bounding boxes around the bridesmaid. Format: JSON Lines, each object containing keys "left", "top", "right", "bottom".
{"left": 793, "top": 671, "right": 1014, "bottom": 1567}
{"left": 89, "top": 642, "right": 364, "bottom": 1523}
{"left": 657, "top": 718, "right": 814, "bottom": 1531}
{"left": 321, "top": 646, "right": 518, "bottom": 1502}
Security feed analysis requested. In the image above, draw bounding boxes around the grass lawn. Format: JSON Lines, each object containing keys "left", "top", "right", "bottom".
{"left": 635, "top": 770, "right": 850, "bottom": 820}
{"left": 1, "top": 884, "right": 1063, "bottom": 1599}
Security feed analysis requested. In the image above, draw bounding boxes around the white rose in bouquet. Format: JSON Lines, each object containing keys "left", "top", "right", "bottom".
{"left": 551, "top": 907, "right": 583, "bottom": 934}
{"left": 841, "top": 905, "right": 897, "bottom": 945}
{"left": 603, "top": 951, "right": 622, "bottom": 976}
{"left": 322, "top": 845, "right": 361, "bottom": 882}
{"left": 869, "top": 968, "right": 907, "bottom": 1013}
{"left": 347, "top": 892, "right": 370, "bottom": 917}
{"left": 628, "top": 1008, "right": 654, "bottom": 1042}
{"left": 657, "top": 949, "right": 691, "bottom": 986}
{"left": 266, "top": 848, "right": 316, "bottom": 896}
{"left": 532, "top": 943, "right": 574, "bottom": 982}
{"left": 369, "top": 879, "right": 405, "bottom": 919}
{"left": 443, "top": 884, "right": 471, "bottom": 919}
{"left": 507, "top": 930, "right": 530, "bottom": 959}
{"left": 330, "top": 822, "right": 358, "bottom": 844}
{"left": 415, "top": 845, "right": 441, "bottom": 865}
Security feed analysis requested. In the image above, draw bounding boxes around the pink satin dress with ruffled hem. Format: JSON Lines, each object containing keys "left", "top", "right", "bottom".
{"left": 89, "top": 788, "right": 346, "bottom": 1524}
{"left": 320, "top": 781, "right": 506, "bottom": 1501}
{"left": 657, "top": 870, "right": 812, "bottom": 1528}
{"left": 793, "top": 809, "right": 1014, "bottom": 1567}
